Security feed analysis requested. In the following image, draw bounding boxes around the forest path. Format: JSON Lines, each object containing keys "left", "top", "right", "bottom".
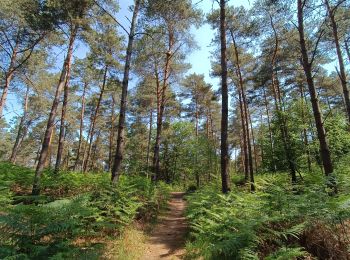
{"left": 141, "top": 192, "right": 188, "bottom": 259}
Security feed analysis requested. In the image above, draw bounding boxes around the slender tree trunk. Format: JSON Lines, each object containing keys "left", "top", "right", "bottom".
{"left": 83, "top": 65, "right": 108, "bottom": 173}
{"left": 269, "top": 13, "right": 297, "bottom": 183}
{"left": 248, "top": 109, "right": 258, "bottom": 172}
{"left": 231, "top": 30, "right": 254, "bottom": 191}
{"left": 146, "top": 108, "right": 153, "bottom": 168}
{"left": 299, "top": 82, "right": 312, "bottom": 172}
{"left": 108, "top": 95, "right": 116, "bottom": 171}
{"left": 297, "top": 0, "right": 334, "bottom": 183}
{"left": 74, "top": 82, "right": 87, "bottom": 171}
{"left": 32, "top": 29, "right": 77, "bottom": 195}
{"left": 263, "top": 86, "right": 276, "bottom": 172}
{"left": 55, "top": 27, "right": 75, "bottom": 173}
{"left": 111, "top": 0, "right": 140, "bottom": 183}
{"left": 153, "top": 34, "right": 174, "bottom": 181}
{"left": 324, "top": 0, "right": 350, "bottom": 122}
{"left": 10, "top": 85, "right": 30, "bottom": 163}
{"left": 0, "top": 40, "right": 19, "bottom": 119}
{"left": 81, "top": 116, "right": 93, "bottom": 171}
{"left": 219, "top": 0, "right": 230, "bottom": 193}
{"left": 238, "top": 89, "right": 249, "bottom": 181}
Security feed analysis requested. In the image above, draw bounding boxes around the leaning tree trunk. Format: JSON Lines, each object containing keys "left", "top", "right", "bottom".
{"left": 111, "top": 0, "right": 140, "bottom": 184}
{"left": 83, "top": 65, "right": 108, "bottom": 173}
{"left": 219, "top": 0, "right": 230, "bottom": 193}
{"left": 32, "top": 28, "right": 77, "bottom": 195}
{"left": 324, "top": 0, "right": 350, "bottom": 122}
{"left": 297, "top": 0, "right": 335, "bottom": 187}
{"left": 10, "top": 85, "right": 30, "bottom": 163}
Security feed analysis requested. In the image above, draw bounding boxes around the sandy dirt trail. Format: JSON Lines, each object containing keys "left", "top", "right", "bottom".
{"left": 141, "top": 192, "right": 188, "bottom": 260}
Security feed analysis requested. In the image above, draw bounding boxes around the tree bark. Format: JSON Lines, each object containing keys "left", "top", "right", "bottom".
{"left": 262, "top": 86, "right": 276, "bottom": 172}
{"left": 248, "top": 108, "right": 258, "bottom": 172}
{"left": 74, "top": 82, "right": 87, "bottom": 171}
{"left": 32, "top": 28, "right": 77, "bottom": 195}
{"left": 230, "top": 30, "right": 254, "bottom": 191}
{"left": 0, "top": 40, "right": 19, "bottom": 119}
{"left": 54, "top": 26, "right": 76, "bottom": 173}
{"left": 297, "top": 0, "right": 334, "bottom": 181}
{"left": 83, "top": 65, "right": 108, "bottom": 173}
{"left": 269, "top": 13, "right": 297, "bottom": 184}
{"left": 146, "top": 108, "right": 153, "bottom": 168}
{"left": 324, "top": 0, "right": 350, "bottom": 122}
{"left": 108, "top": 95, "right": 116, "bottom": 171}
{"left": 219, "top": 0, "right": 230, "bottom": 193}
{"left": 111, "top": 0, "right": 140, "bottom": 184}
{"left": 153, "top": 31, "right": 174, "bottom": 181}
{"left": 10, "top": 85, "right": 30, "bottom": 163}
{"left": 238, "top": 89, "right": 249, "bottom": 181}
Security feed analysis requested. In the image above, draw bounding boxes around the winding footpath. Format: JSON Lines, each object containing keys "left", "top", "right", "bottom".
{"left": 142, "top": 192, "right": 188, "bottom": 259}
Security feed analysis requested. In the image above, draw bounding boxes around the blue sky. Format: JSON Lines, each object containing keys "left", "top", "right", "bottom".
{"left": 3, "top": 0, "right": 251, "bottom": 124}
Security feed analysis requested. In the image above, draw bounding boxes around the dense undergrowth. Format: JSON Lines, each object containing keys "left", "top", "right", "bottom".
{"left": 0, "top": 163, "right": 170, "bottom": 259}
{"left": 185, "top": 159, "right": 350, "bottom": 259}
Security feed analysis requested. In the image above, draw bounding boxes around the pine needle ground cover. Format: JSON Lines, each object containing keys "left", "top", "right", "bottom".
{"left": 185, "top": 160, "right": 350, "bottom": 260}
{"left": 0, "top": 163, "right": 170, "bottom": 259}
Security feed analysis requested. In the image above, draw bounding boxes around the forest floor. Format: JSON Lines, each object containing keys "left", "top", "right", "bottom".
{"left": 141, "top": 192, "right": 188, "bottom": 260}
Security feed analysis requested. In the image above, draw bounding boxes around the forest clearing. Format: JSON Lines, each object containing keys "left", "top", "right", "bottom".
{"left": 1, "top": 0, "right": 350, "bottom": 259}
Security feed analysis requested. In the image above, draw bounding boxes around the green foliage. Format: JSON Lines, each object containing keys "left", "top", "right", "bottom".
{"left": 185, "top": 169, "right": 350, "bottom": 259}
{"left": 0, "top": 163, "right": 170, "bottom": 259}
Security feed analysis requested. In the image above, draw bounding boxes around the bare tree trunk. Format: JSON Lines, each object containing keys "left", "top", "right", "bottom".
{"left": 269, "top": 13, "right": 297, "bottom": 184}
{"left": 54, "top": 28, "right": 75, "bottom": 173}
{"left": 32, "top": 28, "right": 77, "bottom": 195}
{"left": 83, "top": 65, "right": 108, "bottom": 173}
{"left": 74, "top": 82, "right": 87, "bottom": 171}
{"left": 297, "top": 0, "right": 335, "bottom": 188}
{"left": 111, "top": 0, "right": 140, "bottom": 183}
{"left": 324, "top": 0, "right": 350, "bottom": 122}
{"left": 153, "top": 34, "right": 174, "bottom": 181}
{"left": 10, "top": 85, "right": 30, "bottom": 163}
{"left": 146, "top": 108, "right": 153, "bottom": 168}
{"left": 248, "top": 108, "right": 258, "bottom": 172}
{"left": 263, "top": 86, "right": 276, "bottom": 172}
{"left": 219, "top": 0, "right": 230, "bottom": 193}
{"left": 0, "top": 40, "right": 19, "bottom": 118}
{"left": 231, "top": 30, "right": 254, "bottom": 191}
{"left": 238, "top": 89, "right": 249, "bottom": 181}
{"left": 108, "top": 95, "right": 116, "bottom": 171}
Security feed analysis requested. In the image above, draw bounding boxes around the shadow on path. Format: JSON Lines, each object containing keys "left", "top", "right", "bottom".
{"left": 142, "top": 192, "right": 188, "bottom": 260}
